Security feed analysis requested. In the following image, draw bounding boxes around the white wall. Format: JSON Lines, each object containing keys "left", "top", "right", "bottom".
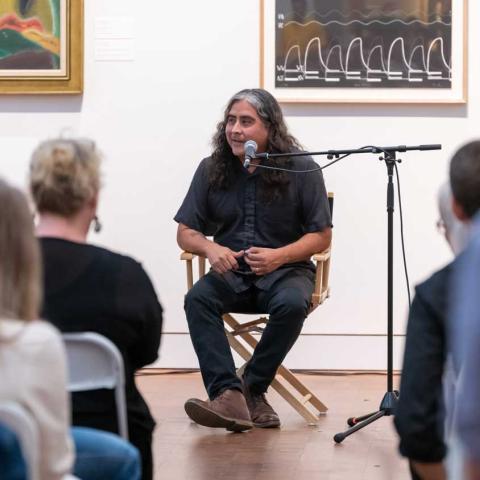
{"left": 1, "top": 0, "right": 477, "bottom": 370}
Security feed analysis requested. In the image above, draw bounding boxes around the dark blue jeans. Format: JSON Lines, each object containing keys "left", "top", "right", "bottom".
{"left": 72, "top": 427, "right": 141, "bottom": 480}
{"left": 0, "top": 424, "right": 25, "bottom": 480}
{"left": 185, "top": 269, "right": 314, "bottom": 399}
{"left": 0, "top": 424, "right": 140, "bottom": 480}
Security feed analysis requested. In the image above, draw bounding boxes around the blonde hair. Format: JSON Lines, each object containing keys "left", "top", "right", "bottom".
{"left": 29, "top": 137, "right": 101, "bottom": 216}
{"left": 0, "top": 179, "right": 42, "bottom": 321}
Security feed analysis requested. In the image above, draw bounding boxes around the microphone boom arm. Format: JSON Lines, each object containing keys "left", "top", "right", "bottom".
{"left": 255, "top": 144, "right": 441, "bottom": 160}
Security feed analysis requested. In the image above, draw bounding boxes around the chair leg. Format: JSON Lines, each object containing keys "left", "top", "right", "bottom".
{"left": 224, "top": 319, "right": 328, "bottom": 425}
{"left": 269, "top": 376, "right": 322, "bottom": 425}
{"left": 276, "top": 365, "right": 328, "bottom": 415}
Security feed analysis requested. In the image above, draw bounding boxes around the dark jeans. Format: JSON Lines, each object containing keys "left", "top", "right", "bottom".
{"left": 185, "top": 269, "right": 314, "bottom": 399}
{"left": 0, "top": 424, "right": 25, "bottom": 480}
{"left": 73, "top": 411, "right": 153, "bottom": 480}
{"left": 0, "top": 424, "right": 140, "bottom": 480}
{"left": 72, "top": 427, "right": 141, "bottom": 480}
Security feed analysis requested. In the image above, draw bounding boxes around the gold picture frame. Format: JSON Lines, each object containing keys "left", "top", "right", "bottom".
{"left": 0, "top": 0, "right": 83, "bottom": 94}
{"left": 260, "top": 0, "right": 467, "bottom": 104}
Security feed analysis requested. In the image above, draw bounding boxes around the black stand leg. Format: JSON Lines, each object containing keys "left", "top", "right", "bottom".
{"left": 334, "top": 154, "right": 400, "bottom": 444}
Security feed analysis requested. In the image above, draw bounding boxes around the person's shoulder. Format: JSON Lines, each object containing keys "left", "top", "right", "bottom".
{"left": 198, "top": 156, "right": 213, "bottom": 170}
{"left": 187, "top": 156, "right": 213, "bottom": 182}
{"left": 289, "top": 150, "right": 319, "bottom": 170}
{"left": 84, "top": 243, "right": 133, "bottom": 263}
{"left": 41, "top": 238, "right": 122, "bottom": 264}
{"left": 417, "top": 262, "right": 452, "bottom": 289}
{"left": 415, "top": 262, "right": 453, "bottom": 306}
{"left": 200, "top": 156, "right": 212, "bottom": 166}
{"left": 2, "top": 319, "right": 63, "bottom": 350}
{"left": 89, "top": 244, "right": 147, "bottom": 275}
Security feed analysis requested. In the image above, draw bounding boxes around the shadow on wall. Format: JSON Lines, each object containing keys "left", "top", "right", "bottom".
{"left": 282, "top": 103, "right": 467, "bottom": 119}
{"left": 0, "top": 95, "right": 83, "bottom": 113}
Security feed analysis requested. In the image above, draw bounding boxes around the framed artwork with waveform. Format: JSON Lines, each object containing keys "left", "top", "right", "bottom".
{"left": 0, "top": 0, "right": 83, "bottom": 94}
{"left": 260, "top": 0, "right": 467, "bottom": 104}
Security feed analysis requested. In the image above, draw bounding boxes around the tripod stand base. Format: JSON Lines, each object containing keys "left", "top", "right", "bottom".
{"left": 333, "top": 390, "right": 399, "bottom": 444}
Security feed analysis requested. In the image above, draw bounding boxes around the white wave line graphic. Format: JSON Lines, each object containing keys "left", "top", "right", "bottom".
{"left": 387, "top": 37, "right": 410, "bottom": 75}
{"left": 283, "top": 44, "right": 302, "bottom": 76}
{"left": 283, "top": 8, "right": 435, "bottom": 20}
{"left": 304, "top": 37, "right": 327, "bottom": 74}
{"left": 283, "top": 19, "right": 451, "bottom": 28}
{"left": 409, "top": 45, "right": 427, "bottom": 72}
{"left": 325, "top": 44, "right": 345, "bottom": 73}
{"left": 279, "top": 35, "right": 451, "bottom": 82}
{"left": 367, "top": 45, "right": 387, "bottom": 73}
{"left": 426, "top": 37, "right": 451, "bottom": 72}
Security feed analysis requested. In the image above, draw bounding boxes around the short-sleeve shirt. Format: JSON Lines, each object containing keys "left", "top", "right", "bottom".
{"left": 174, "top": 155, "right": 331, "bottom": 292}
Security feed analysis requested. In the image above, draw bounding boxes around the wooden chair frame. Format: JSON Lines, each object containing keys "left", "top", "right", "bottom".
{"left": 181, "top": 194, "right": 333, "bottom": 425}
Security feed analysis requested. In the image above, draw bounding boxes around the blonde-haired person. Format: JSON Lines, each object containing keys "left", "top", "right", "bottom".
{"left": 30, "top": 137, "right": 163, "bottom": 480}
{"left": 0, "top": 178, "right": 141, "bottom": 480}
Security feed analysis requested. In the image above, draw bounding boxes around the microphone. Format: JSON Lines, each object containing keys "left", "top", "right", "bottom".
{"left": 243, "top": 140, "right": 257, "bottom": 168}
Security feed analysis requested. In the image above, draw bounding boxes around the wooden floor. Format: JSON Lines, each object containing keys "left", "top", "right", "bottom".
{"left": 137, "top": 372, "right": 410, "bottom": 480}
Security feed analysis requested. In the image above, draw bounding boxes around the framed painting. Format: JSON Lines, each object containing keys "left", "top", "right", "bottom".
{"left": 260, "top": 0, "right": 467, "bottom": 104}
{"left": 0, "top": 0, "right": 83, "bottom": 94}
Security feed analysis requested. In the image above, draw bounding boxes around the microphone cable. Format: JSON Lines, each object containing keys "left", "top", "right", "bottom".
{"left": 362, "top": 146, "right": 412, "bottom": 309}
{"left": 252, "top": 146, "right": 412, "bottom": 309}
{"left": 252, "top": 151, "right": 356, "bottom": 173}
{"left": 395, "top": 161, "right": 412, "bottom": 308}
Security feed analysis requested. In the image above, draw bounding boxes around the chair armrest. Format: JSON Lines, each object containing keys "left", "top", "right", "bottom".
{"left": 312, "top": 246, "right": 331, "bottom": 263}
{"left": 180, "top": 245, "right": 332, "bottom": 305}
{"left": 310, "top": 244, "right": 332, "bottom": 312}
{"left": 180, "top": 251, "right": 206, "bottom": 290}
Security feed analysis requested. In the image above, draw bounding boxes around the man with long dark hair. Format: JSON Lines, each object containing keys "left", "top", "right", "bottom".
{"left": 175, "top": 88, "right": 332, "bottom": 431}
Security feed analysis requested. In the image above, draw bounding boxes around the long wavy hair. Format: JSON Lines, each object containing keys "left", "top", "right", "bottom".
{"left": 0, "top": 178, "right": 41, "bottom": 323}
{"left": 209, "top": 88, "right": 302, "bottom": 202}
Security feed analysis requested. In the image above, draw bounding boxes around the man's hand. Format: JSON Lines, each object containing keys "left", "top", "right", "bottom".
{"left": 244, "top": 247, "right": 285, "bottom": 276}
{"left": 205, "top": 243, "right": 244, "bottom": 274}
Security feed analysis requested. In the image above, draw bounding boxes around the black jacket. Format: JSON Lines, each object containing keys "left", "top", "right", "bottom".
{"left": 394, "top": 262, "right": 452, "bottom": 462}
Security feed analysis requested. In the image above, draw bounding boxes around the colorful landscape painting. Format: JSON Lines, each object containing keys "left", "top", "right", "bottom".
{"left": 0, "top": 0, "right": 64, "bottom": 75}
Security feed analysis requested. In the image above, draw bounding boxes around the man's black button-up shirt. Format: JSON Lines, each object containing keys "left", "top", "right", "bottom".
{"left": 175, "top": 155, "right": 331, "bottom": 292}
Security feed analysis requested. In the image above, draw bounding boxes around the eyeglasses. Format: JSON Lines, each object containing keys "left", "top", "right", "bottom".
{"left": 436, "top": 219, "right": 446, "bottom": 235}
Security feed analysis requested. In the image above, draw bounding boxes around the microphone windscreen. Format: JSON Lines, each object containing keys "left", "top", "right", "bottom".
{"left": 244, "top": 140, "right": 258, "bottom": 159}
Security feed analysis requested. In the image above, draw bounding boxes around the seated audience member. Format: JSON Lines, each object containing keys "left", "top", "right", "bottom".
{"left": 449, "top": 152, "right": 480, "bottom": 480}
{"left": 28, "top": 138, "right": 163, "bottom": 480}
{"left": 0, "top": 178, "right": 140, "bottom": 480}
{"left": 175, "top": 88, "right": 331, "bottom": 431}
{"left": 394, "top": 141, "right": 480, "bottom": 480}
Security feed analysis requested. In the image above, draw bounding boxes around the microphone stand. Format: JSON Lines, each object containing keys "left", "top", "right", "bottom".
{"left": 256, "top": 143, "right": 441, "bottom": 443}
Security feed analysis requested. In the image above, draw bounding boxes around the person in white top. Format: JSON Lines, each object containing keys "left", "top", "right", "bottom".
{"left": 0, "top": 319, "right": 74, "bottom": 478}
{"left": 0, "top": 178, "right": 141, "bottom": 480}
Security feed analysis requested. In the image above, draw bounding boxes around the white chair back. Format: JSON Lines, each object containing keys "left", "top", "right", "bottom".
{"left": 62, "top": 332, "right": 129, "bottom": 440}
{"left": 0, "top": 402, "right": 39, "bottom": 480}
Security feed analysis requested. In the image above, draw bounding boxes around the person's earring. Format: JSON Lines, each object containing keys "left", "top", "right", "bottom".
{"left": 93, "top": 215, "right": 102, "bottom": 233}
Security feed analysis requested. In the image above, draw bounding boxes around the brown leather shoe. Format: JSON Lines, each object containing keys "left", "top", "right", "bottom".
{"left": 241, "top": 377, "right": 281, "bottom": 428}
{"left": 184, "top": 389, "right": 253, "bottom": 432}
